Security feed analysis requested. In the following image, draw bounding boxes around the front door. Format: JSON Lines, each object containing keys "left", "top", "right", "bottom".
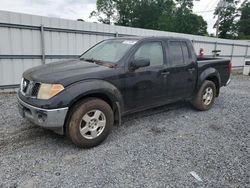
{"left": 123, "top": 41, "right": 167, "bottom": 112}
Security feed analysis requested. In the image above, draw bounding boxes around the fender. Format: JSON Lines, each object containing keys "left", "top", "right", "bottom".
{"left": 18, "top": 79, "right": 124, "bottom": 112}
{"left": 59, "top": 79, "right": 124, "bottom": 129}
{"left": 65, "top": 79, "right": 124, "bottom": 111}
{"left": 197, "top": 67, "right": 221, "bottom": 92}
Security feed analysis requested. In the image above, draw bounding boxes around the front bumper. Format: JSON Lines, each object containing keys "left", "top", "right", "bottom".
{"left": 17, "top": 95, "right": 68, "bottom": 135}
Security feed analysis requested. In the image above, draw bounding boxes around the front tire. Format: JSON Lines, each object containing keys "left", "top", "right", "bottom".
{"left": 67, "top": 98, "right": 114, "bottom": 148}
{"left": 192, "top": 80, "right": 216, "bottom": 111}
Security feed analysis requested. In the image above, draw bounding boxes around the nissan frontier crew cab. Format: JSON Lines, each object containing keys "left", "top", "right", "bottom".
{"left": 18, "top": 37, "right": 231, "bottom": 148}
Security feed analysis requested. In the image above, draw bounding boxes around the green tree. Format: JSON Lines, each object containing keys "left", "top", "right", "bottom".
{"left": 238, "top": 0, "right": 250, "bottom": 39}
{"left": 175, "top": 0, "right": 194, "bottom": 9}
{"left": 91, "top": 0, "right": 175, "bottom": 29}
{"left": 176, "top": 13, "right": 208, "bottom": 35}
{"left": 159, "top": 0, "right": 207, "bottom": 35}
{"left": 214, "top": 0, "right": 240, "bottom": 39}
{"left": 90, "top": 0, "right": 116, "bottom": 24}
{"left": 115, "top": 0, "right": 136, "bottom": 26}
{"left": 90, "top": 0, "right": 208, "bottom": 36}
{"left": 130, "top": 0, "right": 175, "bottom": 29}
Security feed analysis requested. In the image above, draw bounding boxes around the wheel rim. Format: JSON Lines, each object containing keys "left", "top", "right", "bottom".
{"left": 202, "top": 87, "right": 214, "bottom": 106}
{"left": 79, "top": 109, "right": 106, "bottom": 139}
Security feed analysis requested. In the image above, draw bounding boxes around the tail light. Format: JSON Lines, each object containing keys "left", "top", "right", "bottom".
{"left": 199, "top": 48, "right": 204, "bottom": 59}
{"left": 228, "top": 62, "right": 232, "bottom": 75}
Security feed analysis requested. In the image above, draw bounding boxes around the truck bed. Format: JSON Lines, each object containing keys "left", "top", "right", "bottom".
{"left": 197, "top": 57, "right": 231, "bottom": 87}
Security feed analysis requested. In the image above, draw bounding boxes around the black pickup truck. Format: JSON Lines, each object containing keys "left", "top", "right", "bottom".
{"left": 17, "top": 37, "right": 231, "bottom": 147}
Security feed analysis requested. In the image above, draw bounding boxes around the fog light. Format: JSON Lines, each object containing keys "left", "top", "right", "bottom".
{"left": 37, "top": 112, "right": 47, "bottom": 123}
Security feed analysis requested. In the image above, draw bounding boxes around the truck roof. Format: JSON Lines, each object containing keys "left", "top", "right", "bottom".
{"left": 109, "top": 36, "right": 190, "bottom": 41}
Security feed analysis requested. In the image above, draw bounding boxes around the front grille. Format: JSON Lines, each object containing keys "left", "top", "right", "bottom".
{"left": 31, "top": 83, "right": 41, "bottom": 96}
{"left": 21, "top": 78, "right": 40, "bottom": 98}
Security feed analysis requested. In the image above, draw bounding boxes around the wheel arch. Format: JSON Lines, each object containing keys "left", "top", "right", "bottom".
{"left": 205, "top": 76, "right": 220, "bottom": 97}
{"left": 63, "top": 80, "right": 123, "bottom": 134}
{"left": 198, "top": 68, "right": 221, "bottom": 97}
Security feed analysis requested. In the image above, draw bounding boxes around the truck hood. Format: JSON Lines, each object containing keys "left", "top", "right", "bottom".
{"left": 23, "top": 59, "right": 112, "bottom": 86}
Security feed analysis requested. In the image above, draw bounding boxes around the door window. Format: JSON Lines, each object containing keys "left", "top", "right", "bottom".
{"left": 134, "top": 42, "right": 164, "bottom": 66}
{"left": 169, "top": 41, "right": 185, "bottom": 66}
{"left": 181, "top": 41, "right": 191, "bottom": 64}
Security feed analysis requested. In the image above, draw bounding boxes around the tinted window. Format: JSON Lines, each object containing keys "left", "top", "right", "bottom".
{"left": 181, "top": 42, "right": 190, "bottom": 63}
{"left": 169, "top": 41, "right": 184, "bottom": 66}
{"left": 80, "top": 40, "right": 138, "bottom": 64}
{"left": 134, "top": 42, "right": 164, "bottom": 66}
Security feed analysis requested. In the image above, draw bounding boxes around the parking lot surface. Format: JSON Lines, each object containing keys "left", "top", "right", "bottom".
{"left": 0, "top": 75, "right": 249, "bottom": 187}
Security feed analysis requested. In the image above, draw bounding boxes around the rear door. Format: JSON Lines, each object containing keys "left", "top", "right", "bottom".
{"left": 165, "top": 40, "right": 197, "bottom": 100}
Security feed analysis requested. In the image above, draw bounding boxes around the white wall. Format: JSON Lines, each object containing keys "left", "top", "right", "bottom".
{"left": 0, "top": 10, "right": 249, "bottom": 87}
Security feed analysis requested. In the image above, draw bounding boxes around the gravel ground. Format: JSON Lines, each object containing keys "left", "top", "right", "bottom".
{"left": 0, "top": 75, "right": 249, "bottom": 188}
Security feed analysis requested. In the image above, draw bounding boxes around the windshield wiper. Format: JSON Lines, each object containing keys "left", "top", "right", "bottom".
{"left": 80, "top": 58, "right": 105, "bottom": 64}
{"left": 82, "top": 58, "right": 107, "bottom": 64}
{"left": 80, "top": 58, "right": 95, "bottom": 63}
{"left": 80, "top": 58, "right": 116, "bottom": 68}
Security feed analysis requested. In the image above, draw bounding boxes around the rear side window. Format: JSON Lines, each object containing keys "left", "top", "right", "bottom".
{"left": 134, "top": 42, "right": 164, "bottom": 66}
{"left": 169, "top": 41, "right": 184, "bottom": 66}
{"left": 181, "top": 41, "right": 190, "bottom": 64}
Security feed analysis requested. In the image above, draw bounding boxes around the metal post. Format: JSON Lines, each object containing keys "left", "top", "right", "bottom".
{"left": 212, "top": 42, "right": 218, "bottom": 57}
{"left": 230, "top": 43, "right": 235, "bottom": 61}
{"left": 214, "top": 42, "right": 217, "bottom": 51}
{"left": 245, "top": 46, "right": 249, "bottom": 60}
{"left": 40, "top": 25, "right": 45, "bottom": 64}
{"left": 115, "top": 32, "right": 119, "bottom": 37}
{"left": 215, "top": 11, "right": 221, "bottom": 38}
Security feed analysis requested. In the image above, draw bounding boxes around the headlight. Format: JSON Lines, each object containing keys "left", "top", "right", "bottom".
{"left": 37, "top": 84, "right": 64, "bottom": 100}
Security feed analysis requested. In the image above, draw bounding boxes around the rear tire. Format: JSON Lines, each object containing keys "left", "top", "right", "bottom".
{"left": 67, "top": 98, "right": 114, "bottom": 148}
{"left": 192, "top": 80, "right": 216, "bottom": 111}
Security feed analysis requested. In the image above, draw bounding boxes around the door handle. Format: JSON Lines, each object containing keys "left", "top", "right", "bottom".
{"left": 161, "top": 71, "right": 170, "bottom": 76}
{"left": 188, "top": 68, "right": 195, "bottom": 73}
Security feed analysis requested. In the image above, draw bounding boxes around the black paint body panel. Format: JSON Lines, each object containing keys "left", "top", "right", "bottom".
{"left": 19, "top": 37, "right": 231, "bottom": 115}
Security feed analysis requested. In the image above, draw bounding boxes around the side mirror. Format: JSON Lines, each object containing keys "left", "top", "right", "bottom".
{"left": 130, "top": 58, "right": 150, "bottom": 70}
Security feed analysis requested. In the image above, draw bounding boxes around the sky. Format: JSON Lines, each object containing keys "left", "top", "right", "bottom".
{"left": 0, "top": 0, "right": 232, "bottom": 35}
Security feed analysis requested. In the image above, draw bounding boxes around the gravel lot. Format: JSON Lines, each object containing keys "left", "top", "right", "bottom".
{"left": 0, "top": 75, "right": 249, "bottom": 188}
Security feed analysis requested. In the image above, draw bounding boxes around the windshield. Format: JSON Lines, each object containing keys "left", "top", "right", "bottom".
{"left": 80, "top": 39, "right": 138, "bottom": 64}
